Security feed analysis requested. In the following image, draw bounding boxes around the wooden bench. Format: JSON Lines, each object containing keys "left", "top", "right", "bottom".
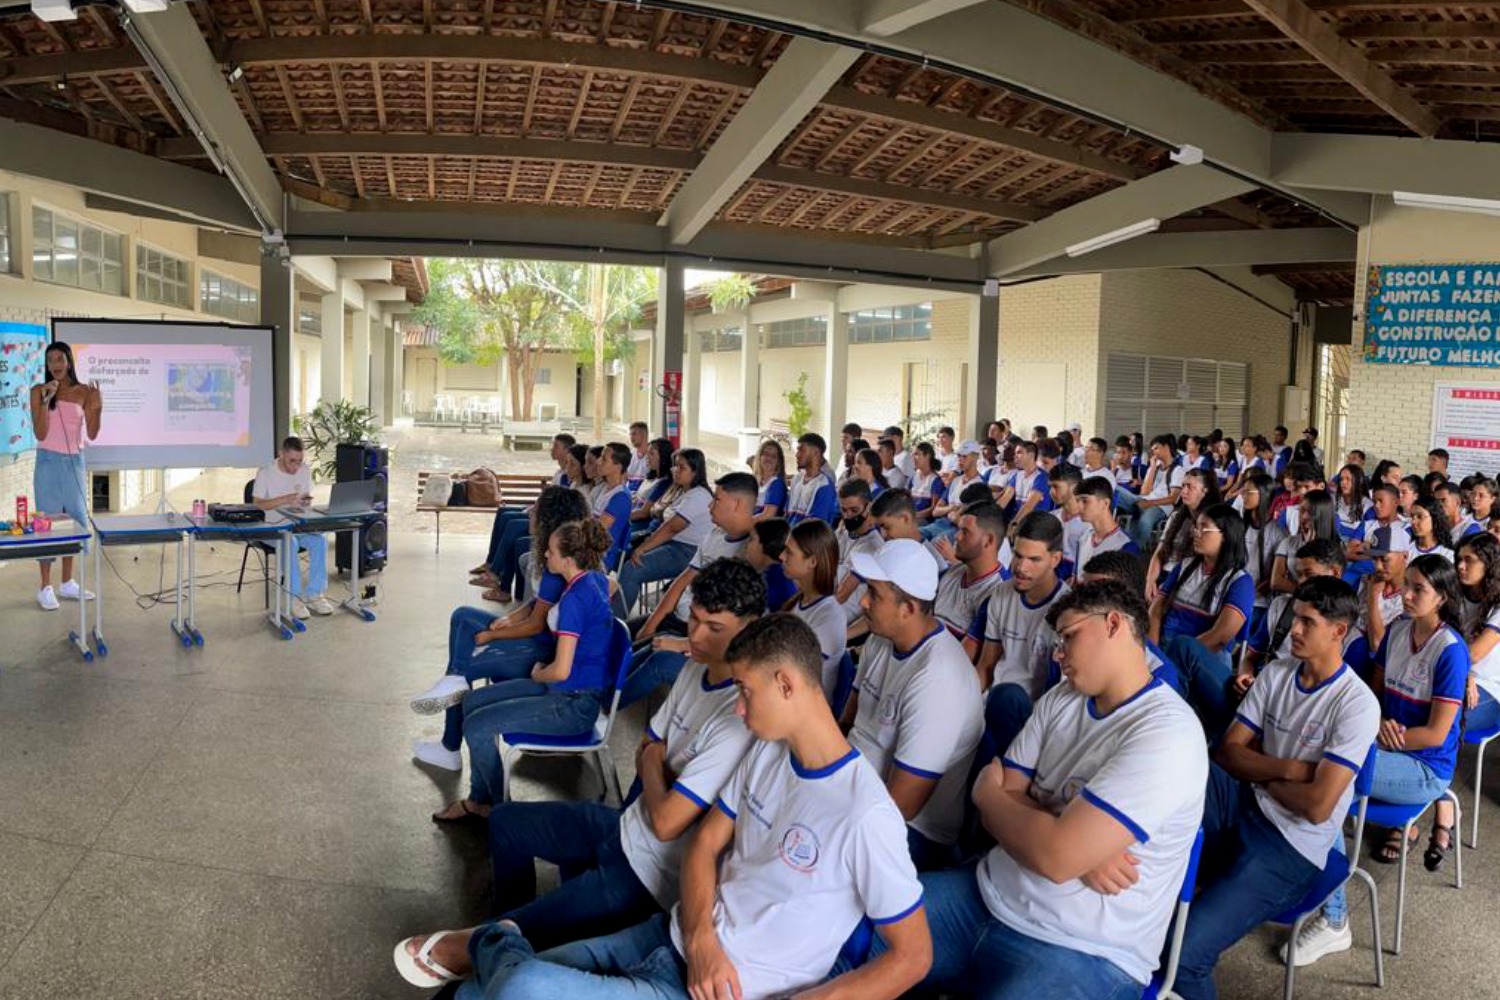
{"left": 416, "top": 470, "right": 552, "bottom": 552}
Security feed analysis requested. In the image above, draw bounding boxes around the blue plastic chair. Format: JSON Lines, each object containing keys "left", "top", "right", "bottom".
{"left": 1141, "top": 828, "right": 1204, "bottom": 1000}
{"left": 1274, "top": 745, "right": 1383, "bottom": 997}
{"left": 497, "top": 617, "right": 633, "bottom": 804}
{"left": 1363, "top": 761, "right": 1463, "bottom": 955}
{"left": 831, "top": 650, "right": 856, "bottom": 718}
{"left": 1463, "top": 718, "right": 1500, "bottom": 848}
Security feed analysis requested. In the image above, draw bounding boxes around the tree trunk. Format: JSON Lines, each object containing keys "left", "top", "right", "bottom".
{"left": 521, "top": 343, "right": 537, "bottom": 421}
{"left": 505, "top": 350, "right": 523, "bottom": 421}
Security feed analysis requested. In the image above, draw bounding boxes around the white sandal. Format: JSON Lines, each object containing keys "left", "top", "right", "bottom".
{"left": 393, "top": 931, "right": 466, "bottom": 988}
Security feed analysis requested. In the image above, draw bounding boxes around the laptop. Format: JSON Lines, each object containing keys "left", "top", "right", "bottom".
{"left": 309, "top": 479, "right": 381, "bottom": 516}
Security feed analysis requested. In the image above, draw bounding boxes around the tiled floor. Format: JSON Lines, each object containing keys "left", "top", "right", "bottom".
{"left": 1, "top": 527, "right": 1498, "bottom": 999}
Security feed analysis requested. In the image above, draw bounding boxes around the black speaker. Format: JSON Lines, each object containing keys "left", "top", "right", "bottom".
{"left": 335, "top": 442, "right": 388, "bottom": 575}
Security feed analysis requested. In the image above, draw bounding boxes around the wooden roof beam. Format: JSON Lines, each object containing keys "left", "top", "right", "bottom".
{"left": 1238, "top": 0, "right": 1440, "bottom": 137}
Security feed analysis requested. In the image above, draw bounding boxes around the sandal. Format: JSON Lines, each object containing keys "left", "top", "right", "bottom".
{"left": 482, "top": 588, "right": 511, "bottom": 603}
{"left": 393, "top": 931, "right": 466, "bottom": 987}
{"left": 1375, "top": 827, "right": 1419, "bottom": 864}
{"left": 1424, "top": 824, "right": 1455, "bottom": 872}
{"left": 469, "top": 572, "right": 497, "bottom": 587}
{"left": 431, "top": 800, "right": 487, "bottom": 825}
{"left": 468, "top": 562, "right": 490, "bottom": 575}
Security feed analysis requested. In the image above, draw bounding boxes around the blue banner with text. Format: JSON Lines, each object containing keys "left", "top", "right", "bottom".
{"left": 0, "top": 322, "right": 47, "bottom": 455}
{"left": 1363, "top": 263, "right": 1500, "bottom": 367}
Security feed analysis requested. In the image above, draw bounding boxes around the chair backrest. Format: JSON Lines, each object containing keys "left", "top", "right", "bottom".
{"left": 243, "top": 478, "right": 255, "bottom": 504}
{"left": 1346, "top": 743, "right": 1379, "bottom": 861}
{"left": 831, "top": 650, "right": 856, "bottom": 718}
{"left": 1155, "top": 827, "right": 1206, "bottom": 999}
{"left": 596, "top": 618, "right": 634, "bottom": 741}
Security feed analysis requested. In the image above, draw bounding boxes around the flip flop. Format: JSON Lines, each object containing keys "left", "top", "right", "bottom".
{"left": 393, "top": 931, "right": 464, "bottom": 988}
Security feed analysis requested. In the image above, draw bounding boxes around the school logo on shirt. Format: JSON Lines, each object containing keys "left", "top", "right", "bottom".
{"left": 779, "top": 823, "right": 821, "bottom": 873}
{"left": 878, "top": 695, "right": 900, "bottom": 728}
{"left": 1298, "top": 721, "right": 1328, "bottom": 750}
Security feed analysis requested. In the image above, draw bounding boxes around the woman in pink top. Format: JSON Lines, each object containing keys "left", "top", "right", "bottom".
{"left": 27, "top": 342, "right": 102, "bottom": 610}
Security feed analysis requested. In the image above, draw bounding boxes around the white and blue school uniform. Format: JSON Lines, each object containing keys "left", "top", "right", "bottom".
{"left": 883, "top": 464, "right": 909, "bottom": 491}
{"left": 1234, "top": 659, "right": 1381, "bottom": 866}
{"left": 626, "top": 450, "right": 650, "bottom": 490}
{"left": 1414, "top": 542, "right": 1455, "bottom": 562}
{"left": 755, "top": 475, "right": 788, "bottom": 516}
{"left": 674, "top": 527, "right": 752, "bottom": 621}
{"left": 1081, "top": 465, "right": 1114, "bottom": 486}
{"left": 1462, "top": 598, "right": 1500, "bottom": 715}
{"left": 1214, "top": 460, "right": 1239, "bottom": 488}
{"left": 1073, "top": 525, "right": 1139, "bottom": 581}
{"left": 1006, "top": 468, "right": 1054, "bottom": 518}
{"left": 1453, "top": 513, "right": 1483, "bottom": 539}
{"left": 937, "top": 449, "right": 959, "bottom": 474}
{"left": 592, "top": 482, "right": 634, "bottom": 569}
{"left": 1375, "top": 618, "right": 1468, "bottom": 782}
{"left": 1144, "top": 461, "right": 1185, "bottom": 501}
{"left": 1181, "top": 453, "right": 1212, "bottom": 474}
{"left": 1049, "top": 510, "right": 1092, "bottom": 580}
{"left": 1356, "top": 575, "right": 1407, "bottom": 636}
{"left": 677, "top": 741, "right": 923, "bottom": 999}
{"left": 621, "top": 661, "right": 756, "bottom": 907}
{"left": 545, "top": 571, "right": 615, "bottom": 692}
{"left": 907, "top": 470, "right": 942, "bottom": 512}
{"left": 1160, "top": 561, "right": 1255, "bottom": 647}
{"left": 989, "top": 677, "right": 1207, "bottom": 985}
{"left": 794, "top": 593, "right": 852, "bottom": 702}
{"left": 787, "top": 468, "right": 837, "bottom": 526}
{"left": 976, "top": 579, "right": 1071, "bottom": 696}
{"left": 945, "top": 470, "right": 986, "bottom": 506}
{"left": 837, "top": 525, "right": 886, "bottom": 622}
{"left": 849, "top": 627, "right": 983, "bottom": 847}
{"left": 664, "top": 486, "right": 715, "bottom": 548}
{"left": 1249, "top": 592, "right": 1369, "bottom": 671}
{"left": 1274, "top": 445, "right": 1293, "bottom": 476}
{"left": 934, "top": 562, "right": 1007, "bottom": 640}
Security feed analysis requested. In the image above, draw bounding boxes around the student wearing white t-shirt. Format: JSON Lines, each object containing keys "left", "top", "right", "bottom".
{"left": 251, "top": 437, "right": 334, "bottom": 619}
{"left": 782, "top": 519, "right": 850, "bottom": 703}
{"left": 833, "top": 478, "right": 884, "bottom": 623}
{"left": 844, "top": 538, "right": 984, "bottom": 869}
{"left": 616, "top": 449, "right": 715, "bottom": 616}
{"left": 852, "top": 578, "right": 1205, "bottom": 998}
{"left": 625, "top": 421, "right": 651, "bottom": 488}
{"left": 1127, "top": 434, "right": 1186, "bottom": 550}
{"left": 1173, "top": 576, "right": 1380, "bottom": 995}
{"left": 1239, "top": 539, "right": 1367, "bottom": 685}
{"left": 1046, "top": 464, "right": 1090, "bottom": 580}
{"left": 934, "top": 425, "right": 959, "bottom": 479}
{"left": 926, "top": 441, "right": 985, "bottom": 540}
{"left": 1072, "top": 476, "right": 1139, "bottom": 582}
{"left": 931, "top": 502, "right": 1008, "bottom": 655}
{"left": 1357, "top": 525, "right": 1411, "bottom": 656}
{"left": 1457, "top": 533, "right": 1500, "bottom": 733}
{"left": 399, "top": 615, "right": 932, "bottom": 999}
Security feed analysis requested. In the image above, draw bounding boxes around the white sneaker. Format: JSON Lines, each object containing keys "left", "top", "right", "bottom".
{"left": 289, "top": 598, "right": 310, "bottom": 621}
{"left": 1280, "top": 915, "right": 1352, "bottom": 967}
{"left": 305, "top": 595, "right": 336, "bottom": 616}
{"left": 412, "top": 740, "right": 463, "bottom": 772}
{"left": 411, "top": 675, "right": 472, "bottom": 715}
{"left": 57, "top": 579, "right": 94, "bottom": 601}
{"left": 36, "top": 586, "right": 59, "bottom": 611}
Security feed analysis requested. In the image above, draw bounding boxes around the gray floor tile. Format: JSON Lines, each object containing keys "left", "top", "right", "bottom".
{"left": 0, "top": 832, "right": 84, "bottom": 968}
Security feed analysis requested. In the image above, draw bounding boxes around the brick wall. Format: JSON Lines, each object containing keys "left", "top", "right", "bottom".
{"left": 997, "top": 275, "right": 1103, "bottom": 435}
{"left": 1099, "top": 269, "right": 1303, "bottom": 436}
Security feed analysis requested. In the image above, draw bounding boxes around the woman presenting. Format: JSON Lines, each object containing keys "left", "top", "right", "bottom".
{"left": 28, "top": 341, "right": 100, "bottom": 611}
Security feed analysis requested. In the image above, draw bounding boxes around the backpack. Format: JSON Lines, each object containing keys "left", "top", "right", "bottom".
{"left": 466, "top": 468, "right": 501, "bottom": 507}
{"left": 421, "top": 473, "right": 453, "bottom": 507}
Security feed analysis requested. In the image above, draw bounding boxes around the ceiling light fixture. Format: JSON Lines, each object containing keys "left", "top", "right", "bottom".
{"left": 1064, "top": 218, "right": 1161, "bottom": 258}
{"left": 1169, "top": 144, "right": 1204, "bottom": 166}
{"left": 1392, "top": 190, "right": 1500, "bottom": 218}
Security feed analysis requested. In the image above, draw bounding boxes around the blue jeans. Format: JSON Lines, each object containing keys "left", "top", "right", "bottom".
{"left": 1321, "top": 748, "right": 1451, "bottom": 925}
{"left": 460, "top": 683, "right": 602, "bottom": 805}
{"left": 979, "top": 683, "right": 1033, "bottom": 764}
{"left": 288, "top": 533, "right": 327, "bottom": 597}
{"left": 492, "top": 521, "right": 532, "bottom": 591}
{"left": 614, "top": 541, "right": 694, "bottom": 617}
{"left": 458, "top": 913, "right": 689, "bottom": 1000}
{"left": 1471, "top": 689, "right": 1500, "bottom": 730}
{"left": 488, "top": 801, "right": 661, "bottom": 953}
{"left": 1174, "top": 764, "right": 1321, "bottom": 1000}
{"left": 442, "top": 608, "right": 554, "bottom": 751}
{"left": 921, "top": 519, "right": 957, "bottom": 541}
{"left": 620, "top": 650, "right": 688, "bottom": 710}
{"left": 487, "top": 508, "right": 529, "bottom": 565}
{"left": 848, "top": 865, "right": 1137, "bottom": 999}
{"left": 1162, "top": 633, "right": 1235, "bottom": 739}
{"left": 1130, "top": 503, "right": 1168, "bottom": 551}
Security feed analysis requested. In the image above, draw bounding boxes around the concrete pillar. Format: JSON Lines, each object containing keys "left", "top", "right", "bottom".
{"left": 259, "top": 246, "right": 295, "bottom": 448}
{"left": 352, "top": 306, "right": 371, "bottom": 409}
{"left": 966, "top": 288, "right": 1000, "bottom": 440}
{"left": 319, "top": 290, "right": 344, "bottom": 405}
{"left": 382, "top": 314, "right": 400, "bottom": 425}
{"left": 393, "top": 319, "right": 406, "bottom": 416}
{"left": 370, "top": 311, "right": 388, "bottom": 425}
{"left": 736, "top": 309, "right": 760, "bottom": 458}
{"left": 653, "top": 262, "right": 686, "bottom": 443}
{"left": 684, "top": 316, "right": 702, "bottom": 446}
{"left": 821, "top": 301, "right": 849, "bottom": 444}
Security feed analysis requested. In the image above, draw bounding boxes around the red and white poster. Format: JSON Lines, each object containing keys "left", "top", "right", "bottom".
{"left": 1431, "top": 382, "right": 1500, "bottom": 478}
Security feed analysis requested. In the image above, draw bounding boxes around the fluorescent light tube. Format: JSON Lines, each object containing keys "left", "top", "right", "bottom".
{"left": 1064, "top": 218, "right": 1161, "bottom": 258}
{"left": 1392, "top": 191, "right": 1500, "bottom": 217}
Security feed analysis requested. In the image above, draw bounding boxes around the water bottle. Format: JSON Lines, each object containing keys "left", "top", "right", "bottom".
{"left": 15, "top": 495, "right": 27, "bottom": 526}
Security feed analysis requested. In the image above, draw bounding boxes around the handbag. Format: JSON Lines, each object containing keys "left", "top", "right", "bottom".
{"left": 466, "top": 468, "right": 501, "bottom": 507}
{"left": 421, "top": 473, "right": 454, "bottom": 507}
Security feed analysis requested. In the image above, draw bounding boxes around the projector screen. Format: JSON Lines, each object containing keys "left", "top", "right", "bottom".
{"left": 52, "top": 319, "right": 276, "bottom": 472}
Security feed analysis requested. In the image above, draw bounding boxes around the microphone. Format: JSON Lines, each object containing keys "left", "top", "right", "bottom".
{"left": 42, "top": 381, "right": 58, "bottom": 411}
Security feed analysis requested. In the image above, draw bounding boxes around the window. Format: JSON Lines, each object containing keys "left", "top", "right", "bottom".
{"left": 761, "top": 315, "right": 827, "bottom": 349}
{"left": 848, "top": 304, "right": 932, "bottom": 345}
{"left": 298, "top": 305, "right": 322, "bottom": 336}
{"left": 0, "top": 196, "right": 10, "bottom": 275}
{"left": 200, "top": 269, "right": 260, "bottom": 323}
{"left": 696, "top": 327, "right": 743, "bottom": 353}
{"left": 33, "top": 205, "right": 123, "bottom": 294}
{"left": 1102, "top": 352, "right": 1249, "bottom": 441}
{"left": 535, "top": 368, "right": 552, "bottom": 385}
{"left": 136, "top": 243, "right": 192, "bottom": 308}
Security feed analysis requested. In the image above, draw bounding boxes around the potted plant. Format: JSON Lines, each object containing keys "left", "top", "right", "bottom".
{"left": 293, "top": 400, "right": 384, "bottom": 481}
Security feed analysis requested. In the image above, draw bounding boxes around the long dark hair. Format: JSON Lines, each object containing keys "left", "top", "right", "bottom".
{"left": 1168, "top": 501, "right": 1249, "bottom": 612}
{"left": 1240, "top": 469, "right": 1277, "bottom": 530}
{"left": 1411, "top": 496, "right": 1454, "bottom": 551}
{"left": 676, "top": 448, "right": 709, "bottom": 491}
{"left": 646, "top": 437, "right": 673, "bottom": 480}
{"left": 44, "top": 341, "right": 81, "bottom": 410}
{"left": 756, "top": 439, "right": 786, "bottom": 483}
{"left": 1160, "top": 468, "right": 1223, "bottom": 563}
{"left": 1457, "top": 533, "right": 1500, "bottom": 641}
{"left": 531, "top": 485, "right": 590, "bottom": 570}
{"left": 1335, "top": 463, "right": 1368, "bottom": 523}
{"left": 1298, "top": 489, "right": 1339, "bottom": 546}
{"left": 1409, "top": 553, "right": 1465, "bottom": 634}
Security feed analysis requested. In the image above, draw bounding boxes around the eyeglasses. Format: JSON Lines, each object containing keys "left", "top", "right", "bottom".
{"left": 1192, "top": 524, "right": 1222, "bottom": 536}
{"left": 1052, "top": 611, "right": 1109, "bottom": 656}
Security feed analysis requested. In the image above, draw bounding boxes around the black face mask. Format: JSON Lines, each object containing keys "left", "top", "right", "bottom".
{"left": 843, "top": 514, "right": 866, "bottom": 532}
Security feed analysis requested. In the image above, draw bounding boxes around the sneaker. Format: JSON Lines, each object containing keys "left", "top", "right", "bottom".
{"left": 289, "top": 598, "right": 310, "bottom": 621}
{"left": 36, "top": 586, "right": 59, "bottom": 611}
{"left": 412, "top": 740, "right": 463, "bottom": 772}
{"left": 1280, "top": 915, "right": 1351, "bottom": 967}
{"left": 57, "top": 579, "right": 94, "bottom": 601}
{"left": 411, "top": 675, "right": 472, "bottom": 715}
{"left": 305, "top": 595, "right": 336, "bottom": 616}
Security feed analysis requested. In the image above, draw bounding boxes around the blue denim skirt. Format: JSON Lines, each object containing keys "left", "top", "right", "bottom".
{"left": 33, "top": 449, "right": 91, "bottom": 550}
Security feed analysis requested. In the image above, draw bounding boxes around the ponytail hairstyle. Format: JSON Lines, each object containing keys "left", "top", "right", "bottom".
{"left": 1409, "top": 553, "right": 1465, "bottom": 635}
{"left": 550, "top": 519, "right": 613, "bottom": 572}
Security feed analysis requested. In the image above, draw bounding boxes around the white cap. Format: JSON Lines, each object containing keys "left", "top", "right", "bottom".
{"left": 957, "top": 439, "right": 983, "bottom": 456}
{"left": 851, "top": 538, "right": 939, "bottom": 601}
{"left": 1067, "top": 422, "right": 1082, "bottom": 433}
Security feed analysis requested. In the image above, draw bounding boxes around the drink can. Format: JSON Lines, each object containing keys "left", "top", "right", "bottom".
{"left": 15, "top": 495, "right": 27, "bottom": 525}
{"left": 193, "top": 499, "right": 206, "bottom": 519}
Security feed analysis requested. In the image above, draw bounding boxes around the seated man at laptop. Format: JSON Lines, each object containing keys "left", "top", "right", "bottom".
{"left": 251, "top": 435, "right": 334, "bottom": 619}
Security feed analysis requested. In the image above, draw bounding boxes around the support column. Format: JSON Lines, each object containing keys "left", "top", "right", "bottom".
{"left": 259, "top": 247, "right": 295, "bottom": 448}
{"left": 393, "top": 318, "right": 406, "bottom": 416}
{"left": 965, "top": 288, "right": 1000, "bottom": 440}
{"left": 822, "top": 301, "right": 848, "bottom": 444}
{"left": 382, "top": 314, "right": 400, "bottom": 425}
{"left": 370, "top": 311, "right": 388, "bottom": 426}
{"left": 684, "top": 317, "right": 702, "bottom": 447}
{"left": 737, "top": 310, "right": 759, "bottom": 458}
{"left": 352, "top": 306, "right": 371, "bottom": 409}
{"left": 653, "top": 261, "right": 686, "bottom": 443}
{"left": 319, "top": 290, "right": 344, "bottom": 406}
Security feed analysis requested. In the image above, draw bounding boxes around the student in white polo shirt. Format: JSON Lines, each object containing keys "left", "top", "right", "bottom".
{"left": 931, "top": 501, "right": 1008, "bottom": 654}
{"left": 1047, "top": 464, "right": 1090, "bottom": 580}
{"left": 1238, "top": 539, "right": 1367, "bottom": 686}
{"left": 786, "top": 432, "right": 839, "bottom": 527}
{"left": 398, "top": 615, "right": 933, "bottom": 1000}
{"left": 1357, "top": 524, "right": 1412, "bottom": 657}
{"left": 925, "top": 440, "right": 985, "bottom": 540}
{"left": 1072, "top": 475, "right": 1139, "bottom": 582}
{"left": 849, "top": 578, "right": 1206, "bottom": 998}
{"left": 843, "top": 538, "right": 984, "bottom": 870}
{"left": 833, "top": 478, "right": 884, "bottom": 623}
{"left": 1173, "top": 577, "right": 1380, "bottom": 996}
{"left": 782, "top": 518, "right": 850, "bottom": 702}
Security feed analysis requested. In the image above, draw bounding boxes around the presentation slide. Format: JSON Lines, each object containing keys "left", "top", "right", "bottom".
{"left": 53, "top": 320, "right": 275, "bottom": 472}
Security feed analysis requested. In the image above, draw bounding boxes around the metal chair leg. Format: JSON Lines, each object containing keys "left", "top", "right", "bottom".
{"left": 1393, "top": 820, "right": 1412, "bottom": 955}
{"left": 1474, "top": 743, "right": 1486, "bottom": 849}
{"left": 1351, "top": 868, "right": 1385, "bottom": 987}
{"left": 1450, "top": 790, "right": 1464, "bottom": 889}
{"left": 1282, "top": 912, "right": 1306, "bottom": 1000}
